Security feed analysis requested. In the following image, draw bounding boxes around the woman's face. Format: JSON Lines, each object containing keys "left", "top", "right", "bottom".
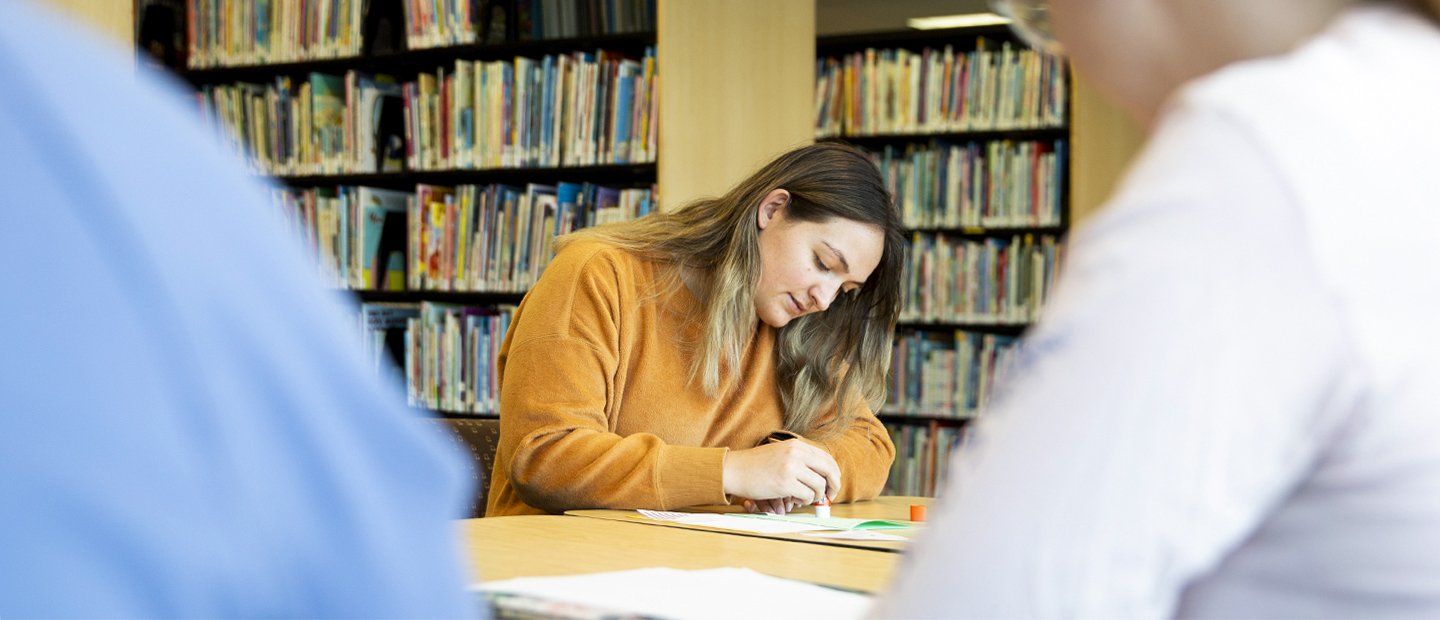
{"left": 753, "top": 190, "right": 885, "bottom": 329}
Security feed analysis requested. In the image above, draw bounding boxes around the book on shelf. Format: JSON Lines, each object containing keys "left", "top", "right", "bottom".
{"left": 271, "top": 185, "right": 408, "bottom": 290}
{"left": 360, "top": 302, "right": 421, "bottom": 384}
{"left": 347, "top": 71, "right": 406, "bottom": 173}
{"left": 886, "top": 423, "right": 967, "bottom": 496}
{"left": 888, "top": 329, "right": 1020, "bottom": 419}
{"left": 404, "top": 0, "right": 480, "bottom": 49}
{"left": 815, "top": 38, "right": 1067, "bottom": 138}
{"left": 195, "top": 46, "right": 657, "bottom": 178}
{"left": 867, "top": 139, "right": 1067, "bottom": 229}
{"left": 272, "top": 177, "right": 654, "bottom": 300}
{"left": 409, "top": 184, "right": 457, "bottom": 290}
{"left": 901, "top": 232, "right": 1063, "bottom": 324}
{"left": 400, "top": 48, "right": 657, "bottom": 172}
{"left": 269, "top": 181, "right": 637, "bottom": 294}
{"left": 354, "top": 187, "right": 411, "bottom": 290}
{"left": 310, "top": 72, "right": 346, "bottom": 174}
{"left": 273, "top": 185, "right": 341, "bottom": 283}
{"left": 187, "top": 0, "right": 365, "bottom": 69}
{"left": 404, "top": 302, "right": 516, "bottom": 414}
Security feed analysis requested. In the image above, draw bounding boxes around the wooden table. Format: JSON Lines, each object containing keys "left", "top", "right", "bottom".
{"left": 463, "top": 515, "right": 901, "bottom": 593}
{"left": 464, "top": 497, "right": 930, "bottom": 594}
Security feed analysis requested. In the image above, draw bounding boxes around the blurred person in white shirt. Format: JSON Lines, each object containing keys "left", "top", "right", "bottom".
{"left": 876, "top": 0, "right": 1440, "bottom": 616}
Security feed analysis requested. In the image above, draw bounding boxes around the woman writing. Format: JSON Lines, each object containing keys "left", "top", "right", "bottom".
{"left": 485, "top": 143, "right": 905, "bottom": 516}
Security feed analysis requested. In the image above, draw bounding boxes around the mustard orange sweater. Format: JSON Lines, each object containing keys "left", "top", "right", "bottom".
{"left": 485, "top": 241, "right": 895, "bottom": 516}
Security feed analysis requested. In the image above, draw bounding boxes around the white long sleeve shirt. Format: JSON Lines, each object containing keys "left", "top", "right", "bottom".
{"left": 875, "top": 4, "right": 1440, "bottom": 617}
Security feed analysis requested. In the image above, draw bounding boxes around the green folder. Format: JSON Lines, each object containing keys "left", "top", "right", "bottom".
{"left": 732, "top": 513, "right": 917, "bottom": 530}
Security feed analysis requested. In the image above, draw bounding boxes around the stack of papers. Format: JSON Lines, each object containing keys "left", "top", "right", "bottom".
{"left": 635, "top": 510, "right": 915, "bottom": 541}
{"left": 476, "top": 567, "right": 873, "bottom": 619}
{"left": 636, "top": 510, "right": 829, "bottom": 533}
{"left": 733, "top": 512, "right": 915, "bottom": 530}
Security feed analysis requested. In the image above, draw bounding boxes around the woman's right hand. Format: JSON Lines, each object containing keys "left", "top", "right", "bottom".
{"left": 722, "top": 439, "right": 841, "bottom": 506}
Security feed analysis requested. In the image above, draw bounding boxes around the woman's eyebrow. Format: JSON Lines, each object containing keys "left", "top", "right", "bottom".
{"left": 821, "top": 241, "right": 851, "bottom": 274}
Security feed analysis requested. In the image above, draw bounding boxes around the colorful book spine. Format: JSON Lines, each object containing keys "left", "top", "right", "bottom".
{"left": 188, "top": 0, "right": 364, "bottom": 69}
{"left": 867, "top": 140, "right": 1067, "bottom": 229}
{"left": 883, "top": 423, "right": 967, "bottom": 496}
{"left": 900, "top": 233, "right": 1064, "bottom": 324}
{"left": 815, "top": 41, "right": 1067, "bottom": 137}
{"left": 403, "top": 303, "right": 516, "bottom": 414}
{"left": 886, "top": 329, "right": 1021, "bottom": 418}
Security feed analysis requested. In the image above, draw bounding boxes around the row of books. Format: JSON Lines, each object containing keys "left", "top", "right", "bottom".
{"left": 274, "top": 184, "right": 407, "bottom": 289}
{"left": 273, "top": 182, "right": 655, "bottom": 292}
{"left": 815, "top": 41, "right": 1067, "bottom": 137}
{"left": 198, "top": 46, "right": 655, "bottom": 176}
{"left": 900, "top": 233, "right": 1064, "bottom": 324}
{"left": 868, "top": 140, "right": 1067, "bottom": 229}
{"left": 406, "top": 0, "right": 656, "bottom": 49}
{"left": 404, "top": 48, "right": 657, "bottom": 171}
{"left": 187, "top": 0, "right": 364, "bottom": 69}
{"left": 406, "top": 183, "right": 655, "bottom": 292}
{"left": 887, "top": 330, "right": 1019, "bottom": 418}
{"left": 200, "top": 70, "right": 405, "bottom": 176}
{"left": 884, "top": 423, "right": 966, "bottom": 497}
{"left": 358, "top": 302, "right": 516, "bottom": 414}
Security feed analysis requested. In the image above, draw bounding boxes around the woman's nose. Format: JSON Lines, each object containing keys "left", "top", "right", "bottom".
{"left": 810, "top": 280, "right": 841, "bottom": 312}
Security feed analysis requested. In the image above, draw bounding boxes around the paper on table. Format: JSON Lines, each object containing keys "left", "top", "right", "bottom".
{"left": 732, "top": 513, "right": 917, "bottom": 530}
{"left": 475, "top": 567, "right": 872, "bottom": 620}
{"left": 637, "top": 509, "right": 832, "bottom": 534}
{"left": 636, "top": 509, "right": 699, "bottom": 521}
{"left": 804, "top": 530, "right": 909, "bottom": 542}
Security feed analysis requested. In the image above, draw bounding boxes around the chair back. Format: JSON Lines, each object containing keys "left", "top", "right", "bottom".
{"left": 435, "top": 418, "right": 501, "bottom": 518}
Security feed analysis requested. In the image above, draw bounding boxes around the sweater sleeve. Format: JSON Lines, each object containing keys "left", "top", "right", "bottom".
{"left": 495, "top": 247, "right": 728, "bottom": 513}
{"left": 819, "top": 404, "right": 895, "bottom": 502}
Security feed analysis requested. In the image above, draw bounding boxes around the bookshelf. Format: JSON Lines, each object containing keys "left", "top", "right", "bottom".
{"left": 816, "top": 25, "right": 1071, "bottom": 496}
{"left": 264, "top": 163, "right": 655, "bottom": 189}
{"left": 167, "top": 0, "right": 814, "bottom": 420}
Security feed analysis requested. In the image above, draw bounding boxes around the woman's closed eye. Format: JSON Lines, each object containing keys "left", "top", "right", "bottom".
{"left": 813, "top": 254, "right": 830, "bottom": 273}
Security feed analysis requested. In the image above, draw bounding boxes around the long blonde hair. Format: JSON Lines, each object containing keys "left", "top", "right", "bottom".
{"left": 558, "top": 143, "right": 905, "bottom": 438}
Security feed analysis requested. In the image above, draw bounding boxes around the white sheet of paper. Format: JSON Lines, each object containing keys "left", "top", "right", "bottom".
{"left": 636, "top": 509, "right": 697, "bottom": 521}
{"left": 804, "top": 530, "right": 908, "bottom": 542}
{"left": 476, "top": 567, "right": 872, "bottom": 620}
{"left": 636, "top": 509, "right": 832, "bottom": 534}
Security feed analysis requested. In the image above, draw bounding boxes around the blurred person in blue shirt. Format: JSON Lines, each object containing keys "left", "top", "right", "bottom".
{"left": 0, "top": 2, "right": 479, "bottom": 616}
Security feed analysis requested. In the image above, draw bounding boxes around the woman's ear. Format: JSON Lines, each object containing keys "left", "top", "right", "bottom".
{"left": 756, "top": 189, "right": 791, "bottom": 231}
